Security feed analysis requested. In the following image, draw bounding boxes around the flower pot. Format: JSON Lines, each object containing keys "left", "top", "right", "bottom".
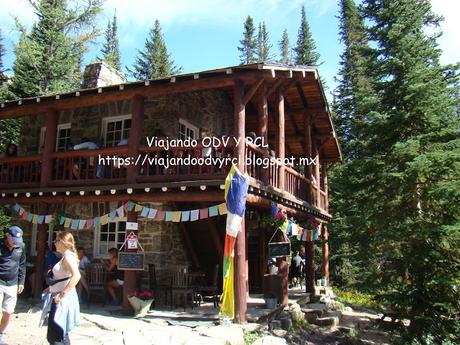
{"left": 127, "top": 296, "right": 154, "bottom": 317}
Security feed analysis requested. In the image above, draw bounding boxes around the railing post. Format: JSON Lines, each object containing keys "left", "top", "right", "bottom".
{"left": 127, "top": 94, "right": 145, "bottom": 184}
{"left": 40, "top": 109, "right": 58, "bottom": 187}
{"left": 276, "top": 90, "right": 285, "bottom": 190}
{"left": 234, "top": 79, "right": 247, "bottom": 324}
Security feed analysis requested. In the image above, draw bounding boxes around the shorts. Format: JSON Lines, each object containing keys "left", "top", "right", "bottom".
{"left": 0, "top": 284, "right": 18, "bottom": 314}
{"left": 116, "top": 279, "right": 124, "bottom": 286}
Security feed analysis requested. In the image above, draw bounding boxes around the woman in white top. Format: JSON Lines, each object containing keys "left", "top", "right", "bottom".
{"left": 47, "top": 231, "right": 81, "bottom": 345}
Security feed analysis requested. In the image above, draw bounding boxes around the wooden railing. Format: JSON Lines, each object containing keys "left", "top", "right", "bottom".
{"left": 0, "top": 155, "right": 42, "bottom": 188}
{"left": 284, "top": 166, "right": 309, "bottom": 200}
{"left": 0, "top": 142, "right": 328, "bottom": 212}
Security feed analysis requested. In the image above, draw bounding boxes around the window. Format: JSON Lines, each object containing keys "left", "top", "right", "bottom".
{"left": 56, "top": 123, "right": 72, "bottom": 151}
{"left": 94, "top": 202, "right": 126, "bottom": 257}
{"left": 103, "top": 115, "right": 131, "bottom": 147}
{"left": 179, "top": 118, "right": 199, "bottom": 140}
{"left": 97, "top": 221, "right": 126, "bottom": 256}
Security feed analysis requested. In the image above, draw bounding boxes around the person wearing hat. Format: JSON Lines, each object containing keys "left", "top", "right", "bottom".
{"left": 0, "top": 225, "right": 26, "bottom": 344}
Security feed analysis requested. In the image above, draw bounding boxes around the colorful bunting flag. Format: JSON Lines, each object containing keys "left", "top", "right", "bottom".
{"left": 181, "top": 211, "right": 190, "bottom": 222}
{"left": 208, "top": 205, "right": 218, "bottom": 217}
{"left": 172, "top": 211, "right": 181, "bottom": 222}
{"left": 165, "top": 211, "right": 173, "bottom": 222}
{"left": 140, "top": 207, "right": 149, "bottom": 217}
{"left": 199, "top": 208, "right": 209, "bottom": 219}
{"left": 190, "top": 210, "right": 199, "bottom": 222}
{"left": 147, "top": 208, "right": 157, "bottom": 219}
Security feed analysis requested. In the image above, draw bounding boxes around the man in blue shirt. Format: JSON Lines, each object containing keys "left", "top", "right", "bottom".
{"left": 0, "top": 226, "right": 26, "bottom": 344}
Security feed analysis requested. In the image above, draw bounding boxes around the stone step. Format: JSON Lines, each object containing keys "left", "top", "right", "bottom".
{"left": 314, "top": 316, "right": 340, "bottom": 328}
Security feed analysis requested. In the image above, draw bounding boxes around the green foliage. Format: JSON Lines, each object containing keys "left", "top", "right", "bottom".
{"left": 332, "top": 0, "right": 460, "bottom": 342}
{"left": 294, "top": 5, "right": 321, "bottom": 66}
{"left": 10, "top": 0, "right": 103, "bottom": 98}
{"left": 335, "top": 288, "right": 381, "bottom": 311}
{"left": 243, "top": 331, "right": 262, "bottom": 345}
{"left": 129, "top": 20, "right": 181, "bottom": 80}
{"left": 101, "top": 11, "right": 121, "bottom": 71}
{"left": 0, "top": 28, "right": 6, "bottom": 78}
{"left": 256, "top": 22, "right": 272, "bottom": 63}
{"left": 238, "top": 16, "right": 257, "bottom": 64}
{"left": 278, "top": 29, "right": 290, "bottom": 64}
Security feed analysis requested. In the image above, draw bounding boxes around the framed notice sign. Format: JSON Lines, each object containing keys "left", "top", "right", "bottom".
{"left": 127, "top": 233, "right": 138, "bottom": 250}
{"left": 118, "top": 252, "right": 145, "bottom": 270}
{"left": 268, "top": 241, "right": 291, "bottom": 258}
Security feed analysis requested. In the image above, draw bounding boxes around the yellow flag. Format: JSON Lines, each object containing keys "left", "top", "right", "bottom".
{"left": 134, "top": 204, "right": 143, "bottom": 212}
{"left": 100, "top": 214, "right": 109, "bottom": 225}
{"left": 218, "top": 203, "right": 227, "bottom": 215}
{"left": 172, "top": 211, "right": 181, "bottom": 222}
{"left": 64, "top": 218, "right": 71, "bottom": 228}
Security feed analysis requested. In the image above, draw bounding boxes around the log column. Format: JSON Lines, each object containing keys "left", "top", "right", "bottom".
{"left": 122, "top": 210, "right": 138, "bottom": 313}
{"left": 315, "top": 142, "right": 321, "bottom": 209}
{"left": 322, "top": 163, "right": 329, "bottom": 212}
{"left": 33, "top": 204, "right": 49, "bottom": 299}
{"left": 275, "top": 90, "right": 285, "bottom": 190}
{"left": 40, "top": 109, "right": 58, "bottom": 187}
{"left": 304, "top": 113, "right": 313, "bottom": 202}
{"left": 257, "top": 84, "right": 269, "bottom": 185}
{"left": 127, "top": 95, "right": 145, "bottom": 184}
{"left": 322, "top": 224, "right": 330, "bottom": 286}
{"left": 234, "top": 79, "right": 247, "bottom": 323}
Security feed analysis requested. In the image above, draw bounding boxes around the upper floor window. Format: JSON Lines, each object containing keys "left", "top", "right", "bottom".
{"left": 103, "top": 115, "right": 131, "bottom": 147}
{"left": 56, "top": 123, "right": 72, "bottom": 152}
{"left": 179, "top": 118, "right": 199, "bottom": 140}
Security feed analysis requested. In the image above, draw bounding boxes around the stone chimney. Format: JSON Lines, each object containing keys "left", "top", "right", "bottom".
{"left": 82, "top": 61, "right": 126, "bottom": 89}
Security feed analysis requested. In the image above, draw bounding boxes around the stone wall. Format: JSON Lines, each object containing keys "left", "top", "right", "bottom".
{"left": 20, "top": 89, "right": 233, "bottom": 155}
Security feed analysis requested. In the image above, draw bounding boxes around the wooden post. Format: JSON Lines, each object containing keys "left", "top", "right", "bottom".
{"left": 122, "top": 209, "right": 138, "bottom": 313}
{"left": 234, "top": 79, "right": 247, "bottom": 323}
{"left": 305, "top": 237, "right": 315, "bottom": 295}
{"left": 304, "top": 113, "right": 313, "bottom": 203}
{"left": 127, "top": 95, "right": 144, "bottom": 184}
{"left": 322, "top": 224, "right": 329, "bottom": 286}
{"left": 315, "top": 143, "right": 321, "bottom": 209}
{"left": 276, "top": 90, "right": 285, "bottom": 190}
{"left": 257, "top": 84, "right": 269, "bottom": 184}
{"left": 40, "top": 109, "right": 58, "bottom": 187}
{"left": 322, "top": 163, "right": 329, "bottom": 212}
{"left": 33, "top": 204, "right": 48, "bottom": 298}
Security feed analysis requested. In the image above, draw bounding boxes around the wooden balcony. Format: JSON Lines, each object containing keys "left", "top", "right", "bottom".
{"left": 0, "top": 143, "right": 328, "bottom": 212}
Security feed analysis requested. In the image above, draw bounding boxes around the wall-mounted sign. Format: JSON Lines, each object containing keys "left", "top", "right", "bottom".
{"left": 127, "top": 233, "right": 138, "bottom": 250}
{"left": 126, "top": 222, "right": 138, "bottom": 230}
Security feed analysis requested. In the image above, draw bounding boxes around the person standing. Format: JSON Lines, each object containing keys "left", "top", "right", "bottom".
{"left": 0, "top": 226, "right": 26, "bottom": 345}
{"left": 45, "top": 231, "right": 81, "bottom": 345}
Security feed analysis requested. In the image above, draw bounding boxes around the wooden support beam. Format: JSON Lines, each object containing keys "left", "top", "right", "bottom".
{"left": 0, "top": 191, "right": 225, "bottom": 205}
{"left": 40, "top": 109, "right": 58, "bottom": 187}
{"left": 233, "top": 79, "right": 247, "bottom": 323}
{"left": 304, "top": 113, "right": 313, "bottom": 203}
{"left": 276, "top": 89, "right": 285, "bottom": 191}
{"left": 33, "top": 203, "right": 48, "bottom": 299}
{"left": 242, "top": 78, "right": 264, "bottom": 106}
{"left": 305, "top": 239, "right": 315, "bottom": 295}
{"left": 296, "top": 81, "right": 309, "bottom": 109}
{"left": 123, "top": 209, "right": 138, "bottom": 314}
{"left": 257, "top": 85, "right": 269, "bottom": 184}
{"left": 127, "top": 95, "right": 144, "bottom": 184}
{"left": 266, "top": 79, "right": 284, "bottom": 98}
{"left": 322, "top": 224, "right": 329, "bottom": 286}
{"left": 315, "top": 143, "right": 321, "bottom": 208}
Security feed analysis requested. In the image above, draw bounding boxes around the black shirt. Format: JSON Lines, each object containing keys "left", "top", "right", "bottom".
{"left": 0, "top": 241, "right": 26, "bottom": 286}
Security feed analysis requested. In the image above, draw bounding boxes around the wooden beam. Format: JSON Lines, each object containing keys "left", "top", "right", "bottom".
{"left": 304, "top": 113, "right": 313, "bottom": 203}
{"left": 296, "top": 81, "right": 309, "bottom": 109}
{"left": 0, "top": 73, "right": 258, "bottom": 119}
{"left": 127, "top": 94, "right": 144, "bottom": 183}
{"left": 123, "top": 210, "right": 138, "bottom": 314}
{"left": 242, "top": 78, "right": 264, "bottom": 106}
{"left": 0, "top": 191, "right": 225, "bottom": 205}
{"left": 33, "top": 203, "right": 48, "bottom": 299}
{"left": 257, "top": 84, "right": 269, "bottom": 184}
{"left": 40, "top": 109, "right": 58, "bottom": 187}
{"left": 266, "top": 79, "right": 284, "bottom": 98}
{"left": 233, "top": 79, "right": 247, "bottom": 323}
{"left": 322, "top": 224, "right": 329, "bottom": 286}
{"left": 276, "top": 89, "right": 285, "bottom": 191}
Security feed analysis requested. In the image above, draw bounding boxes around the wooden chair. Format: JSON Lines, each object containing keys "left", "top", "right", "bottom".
{"left": 196, "top": 264, "right": 220, "bottom": 308}
{"left": 86, "top": 263, "right": 107, "bottom": 307}
{"left": 170, "top": 265, "right": 195, "bottom": 310}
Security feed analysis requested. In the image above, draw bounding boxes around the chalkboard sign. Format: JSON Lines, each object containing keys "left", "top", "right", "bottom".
{"left": 268, "top": 242, "right": 291, "bottom": 258}
{"left": 118, "top": 252, "right": 145, "bottom": 271}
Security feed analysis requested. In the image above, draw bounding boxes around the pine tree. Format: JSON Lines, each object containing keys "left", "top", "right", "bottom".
{"left": 256, "top": 22, "right": 271, "bottom": 62}
{"left": 10, "top": 0, "right": 103, "bottom": 98}
{"left": 101, "top": 12, "right": 121, "bottom": 71}
{"left": 238, "top": 16, "right": 256, "bottom": 64}
{"left": 357, "top": 0, "right": 460, "bottom": 341}
{"left": 0, "top": 29, "right": 5, "bottom": 80}
{"left": 294, "top": 5, "right": 321, "bottom": 66}
{"left": 130, "top": 20, "right": 181, "bottom": 80}
{"left": 278, "top": 29, "right": 290, "bottom": 64}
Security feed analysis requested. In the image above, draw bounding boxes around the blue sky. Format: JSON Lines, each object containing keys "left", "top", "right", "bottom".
{"left": 1, "top": 0, "right": 459, "bottom": 98}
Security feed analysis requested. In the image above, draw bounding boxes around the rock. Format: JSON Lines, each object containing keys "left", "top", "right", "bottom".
{"left": 304, "top": 312, "right": 318, "bottom": 324}
{"left": 253, "top": 335, "right": 288, "bottom": 345}
{"left": 314, "top": 316, "right": 340, "bottom": 328}
{"left": 304, "top": 303, "right": 327, "bottom": 312}
{"left": 288, "top": 303, "right": 303, "bottom": 321}
{"left": 199, "top": 325, "right": 244, "bottom": 345}
{"left": 242, "top": 323, "right": 262, "bottom": 333}
{"left": 280, "top": 317, "right": 292, "bottom": 330}
{"left": 344, "top": 306, "right": 353, "bottom": 312}
{"left": 272, "top": 329, "right": 287, "bottom": 337}
{"left": 325, "top": 310, "right": 342, "bottom": 320}
{"left": 337, "top": 326, "right": 354, "bottom": 335}
{"left": 268, "top": 320, "right": 282, "bottom": 331}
